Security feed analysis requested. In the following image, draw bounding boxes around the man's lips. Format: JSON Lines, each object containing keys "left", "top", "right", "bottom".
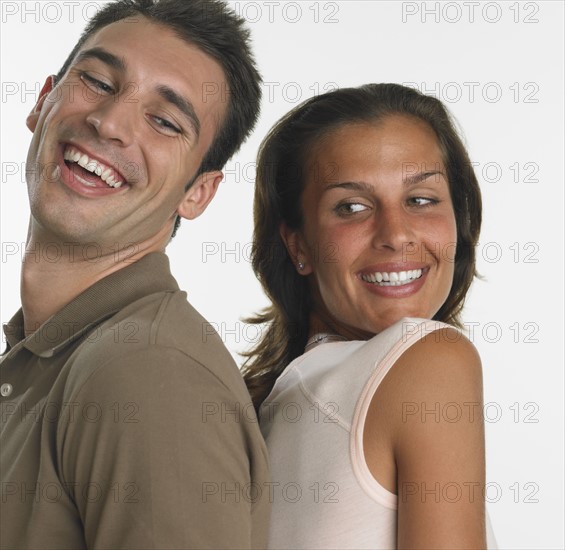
{"left": 62, "top": 142, "right": 129, "bottom": 188}
{"left": 57, "top": 144, "right": 131, "bottom": 197}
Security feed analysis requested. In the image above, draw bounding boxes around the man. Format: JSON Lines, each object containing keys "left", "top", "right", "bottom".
{"left": 0, "top": 1, "right": 269, "bottom": 548}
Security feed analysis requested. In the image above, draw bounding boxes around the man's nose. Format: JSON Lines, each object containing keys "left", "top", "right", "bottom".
{"left": 85, "top": 93, "right": 137, "bottom": 146}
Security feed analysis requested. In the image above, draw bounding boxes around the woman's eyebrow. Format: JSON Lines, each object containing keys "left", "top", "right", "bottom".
{"left": 403, "top": 170, "right": 446, "bottom": 186}
{"left": 323, "top": 171, "right": 446, "bottom": 194}
{"left": 324, "top": 181, "right": 373, "bottom": 193}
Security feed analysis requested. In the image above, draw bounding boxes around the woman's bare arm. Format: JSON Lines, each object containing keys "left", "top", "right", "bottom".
{"left": 364, "top": 328, "right": 488, "bottom": 549}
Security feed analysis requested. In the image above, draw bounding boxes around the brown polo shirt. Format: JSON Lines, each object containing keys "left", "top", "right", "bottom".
{"left": 0, "top": 253, "right": 269, "bottom": 549}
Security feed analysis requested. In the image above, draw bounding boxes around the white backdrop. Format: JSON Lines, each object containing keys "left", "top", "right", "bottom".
{"left": 1, "top": 1, "right": 563, "bottom": 548}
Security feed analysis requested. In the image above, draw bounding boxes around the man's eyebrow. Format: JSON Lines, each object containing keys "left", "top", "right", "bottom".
{"left": 156, "top": 85, "right": 201, "bottom": 138}
{"left": 72, "top": 48, "right": 201, "bottom": 138}
{"left": 73, "top": 47, "right": 126, "bottom": 72}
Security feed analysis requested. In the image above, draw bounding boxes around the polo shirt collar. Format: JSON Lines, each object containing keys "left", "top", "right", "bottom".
{"left": 2, "top": 252, "right": 178, "bottom": 358}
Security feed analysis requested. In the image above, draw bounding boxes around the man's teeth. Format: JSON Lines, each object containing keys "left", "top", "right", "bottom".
{"left": 63, "top": 146, "right": 124, "bottom": 188}
{"left": 361, "top": 269, "right": 423, "bottom": 286}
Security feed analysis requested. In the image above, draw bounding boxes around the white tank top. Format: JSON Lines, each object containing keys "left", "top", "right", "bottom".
{"left": 260, "top": 318, "right": 498, "bottom": 549}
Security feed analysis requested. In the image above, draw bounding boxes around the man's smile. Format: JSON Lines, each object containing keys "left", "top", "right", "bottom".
{"left": 62, "top": 143, "right": 128, "bottom": 189}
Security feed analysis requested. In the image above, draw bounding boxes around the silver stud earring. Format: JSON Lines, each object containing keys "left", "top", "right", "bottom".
{"left": 297, "top": 261, "right": 305, "bottom": 271}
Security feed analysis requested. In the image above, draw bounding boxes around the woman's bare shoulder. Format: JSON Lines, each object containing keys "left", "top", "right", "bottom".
{"left": 377, "top": 327, "right": 484, "bottom": 446}
{"left": 368, "top": 327, "right": 488, "bottom": 546}
{"left": 364, "top": 327, "right": 485, "bottom": 470}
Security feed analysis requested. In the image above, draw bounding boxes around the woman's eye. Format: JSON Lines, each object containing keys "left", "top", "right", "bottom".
{"left": 80, "top": 72, "right": 114, "bottom": 94}
{"left": 151, "top": 116, "right": 182, "bottom": 135}
{"left": 408, "top": 197, "right": 438, "bottom": 207}
{"left": 335, "top": 202, "right": 369, "bottom": 216}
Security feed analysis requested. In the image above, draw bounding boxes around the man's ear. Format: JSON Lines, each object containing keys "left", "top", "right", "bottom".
{"left": 177, "top": 170, "right": 224, "bottom": 220}
{"left": 26, "top": 76, "right": 56, "bottom": 132}
{"left": 280, "top": 222, "right": 313, "bottom": 275}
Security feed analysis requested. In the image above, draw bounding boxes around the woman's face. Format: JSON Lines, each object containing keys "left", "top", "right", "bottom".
{"left": 288, "top": 115, "right": 457, "bottom": 336}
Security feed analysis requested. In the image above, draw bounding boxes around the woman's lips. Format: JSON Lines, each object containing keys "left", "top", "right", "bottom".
{"left": 358, "top": 265, "right": 429, "bottom": 297}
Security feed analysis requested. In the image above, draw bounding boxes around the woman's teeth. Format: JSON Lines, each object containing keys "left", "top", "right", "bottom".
{"left": 361, "top": 269, "right": 423, "bottom": 286}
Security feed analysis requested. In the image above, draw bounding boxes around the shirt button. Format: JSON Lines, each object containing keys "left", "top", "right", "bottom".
{"left": 1, "top": 383, "right": 13, "bottom": 397}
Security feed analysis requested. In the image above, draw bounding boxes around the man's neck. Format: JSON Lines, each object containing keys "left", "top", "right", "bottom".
{"left": 20, "top": 234, "right": 168, "bottom": 336}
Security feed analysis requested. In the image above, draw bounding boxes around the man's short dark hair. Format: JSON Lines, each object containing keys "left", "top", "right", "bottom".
{"left": 55, "top": 0, "right": 262, "bottom": 234}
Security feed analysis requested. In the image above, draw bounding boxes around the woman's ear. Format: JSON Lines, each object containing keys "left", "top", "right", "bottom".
{"left": 26, "top": 76, "right": 56, "bottom": 132}
{"left": 279, "top": 222, "right": 313, "bottom": 275}
{"left": 176, "top": 171, "right": 224, "bottom": 220}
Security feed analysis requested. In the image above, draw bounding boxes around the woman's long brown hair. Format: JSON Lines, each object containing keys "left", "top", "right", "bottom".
{"left": 242, "top": 84, "right": 482, "bottom": 412}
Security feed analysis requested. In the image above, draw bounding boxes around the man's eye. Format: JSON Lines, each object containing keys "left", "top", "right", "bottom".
{"left": 151, "top": 116, "right": 182, "bottom": 134}
{"left": 80, "top": 72, "right": 114, "bottom": 94}
{"left": 335, "top": 202, "right": 369, "bottom": 216}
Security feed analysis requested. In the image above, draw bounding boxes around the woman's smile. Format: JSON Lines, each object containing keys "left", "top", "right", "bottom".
{"left": 292, "top": 116, "right": 457, "bottom": 336}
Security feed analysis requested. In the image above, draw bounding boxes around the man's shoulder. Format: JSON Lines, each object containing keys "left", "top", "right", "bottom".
{"left": 62, "top": 289, "right": 250, "bottom": 403}
{"left": 105, "top": 287, "right": 225, "bottom": 354}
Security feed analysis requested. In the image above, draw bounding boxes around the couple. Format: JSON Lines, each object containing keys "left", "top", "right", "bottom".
{"left": 0, "top": 0, "right": 496, "bottom": 549}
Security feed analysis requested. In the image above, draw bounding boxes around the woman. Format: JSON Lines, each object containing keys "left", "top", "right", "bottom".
{"left": 243, "top": 83, "right": 497, "bottom": 549}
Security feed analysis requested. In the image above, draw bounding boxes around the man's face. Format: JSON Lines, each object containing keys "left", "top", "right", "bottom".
{"left": 26, "top": 16, "right": 227, "bottom": 250}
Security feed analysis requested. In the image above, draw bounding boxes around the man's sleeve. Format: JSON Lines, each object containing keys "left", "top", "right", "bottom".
{"left": 59, "top": 346, "right": 258, "bottom": 549}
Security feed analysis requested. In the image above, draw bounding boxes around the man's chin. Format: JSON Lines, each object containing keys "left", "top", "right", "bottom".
{"left": 29, "top": 214, "right": 107, "bottom": 257}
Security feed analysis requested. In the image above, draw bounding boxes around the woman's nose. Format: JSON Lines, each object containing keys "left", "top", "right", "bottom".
{"left": 370, "top": 206, "right": 417, "bottom": 254}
